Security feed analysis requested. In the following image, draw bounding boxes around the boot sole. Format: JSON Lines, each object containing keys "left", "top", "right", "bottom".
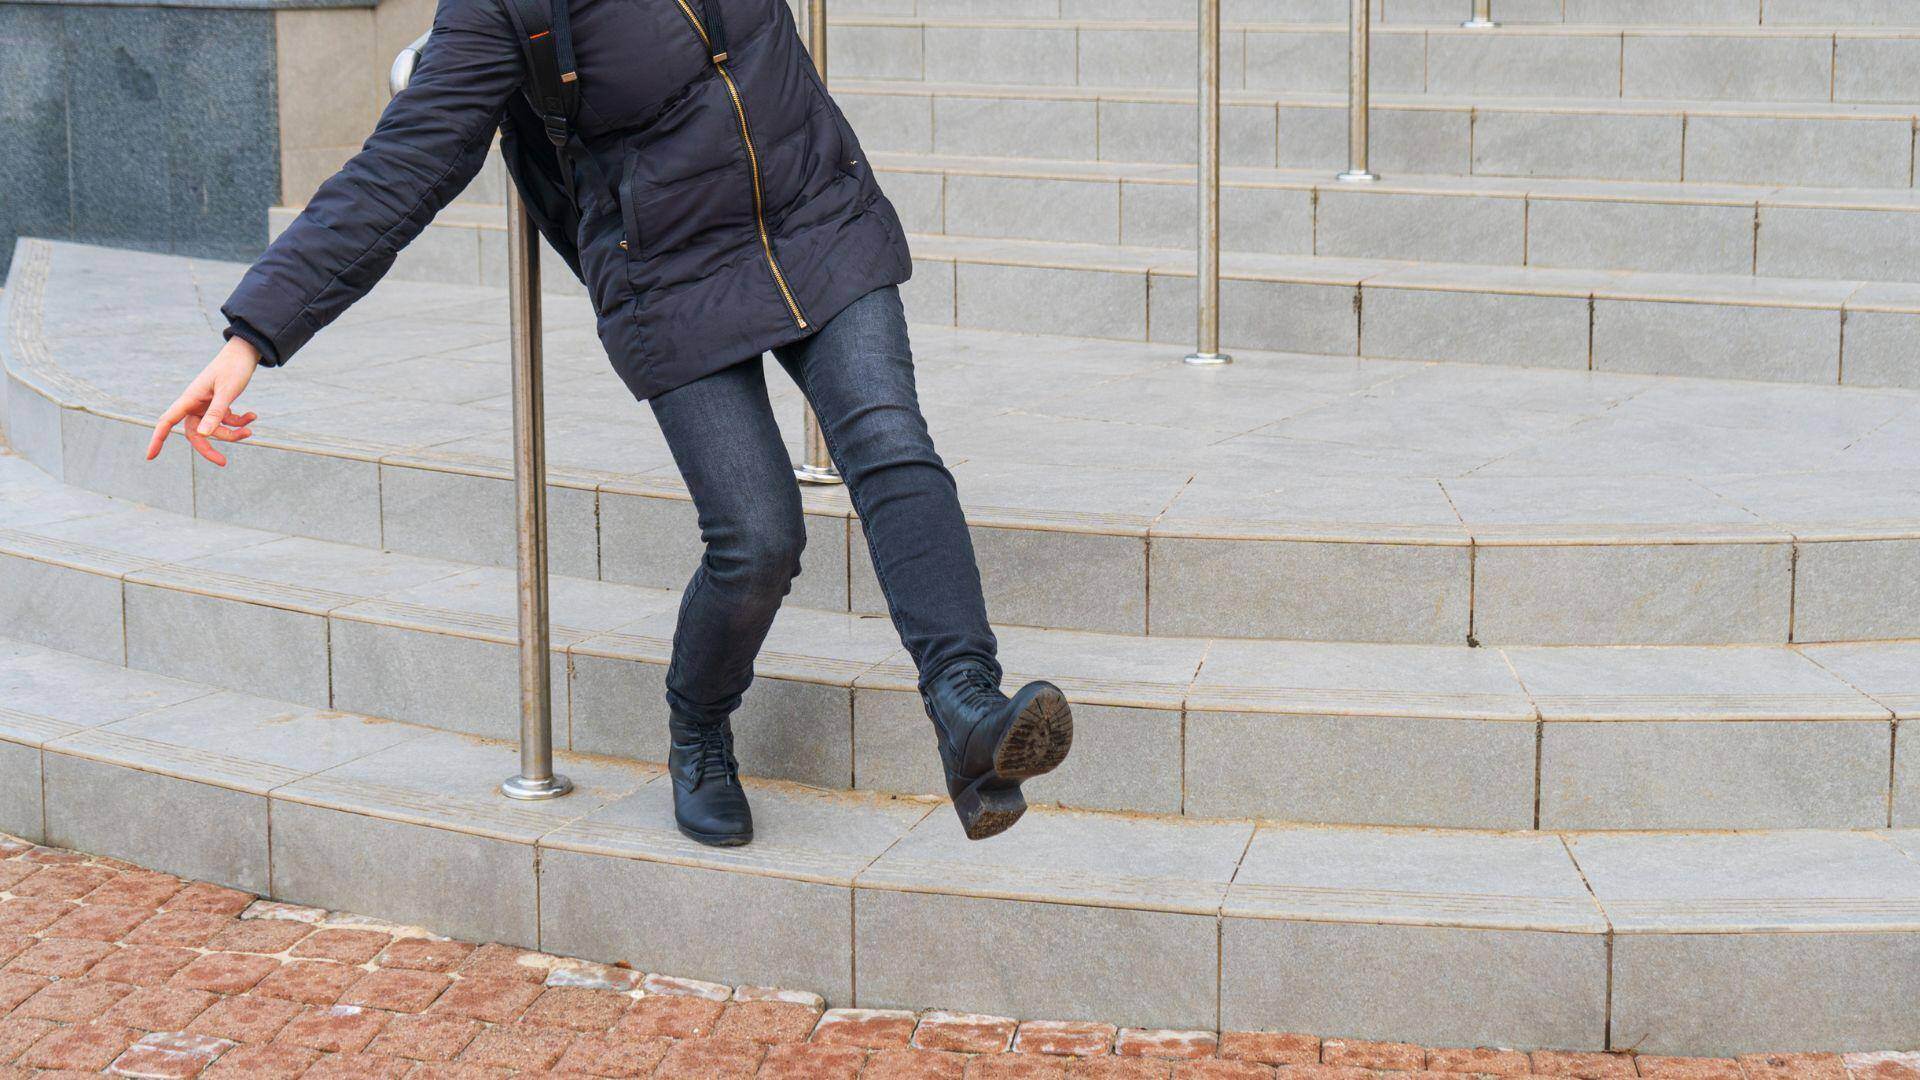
{"left": 677, "top": 823, "right": 754, "bottom": 848}
{"left": 991, "top": 682, "right": 1074, "bottom": 781}
{"left": 952, "top": 683, "right": 1076, "bottom": 841}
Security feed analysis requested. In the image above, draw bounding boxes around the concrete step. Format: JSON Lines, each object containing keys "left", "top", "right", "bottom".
{"left": 824, "top": 18, "right": 1920, "bottom": 105}
{"left": 15, "top": 235, "right": 1920, "bottom": 651}
{"left": 312, "top": 203, "right": 1920, "bottom": 389}
{"left": 830, "top": 0, "right": 1920, "bottom": 30}
{"left": 6, "top": 445, "right": 1920, "bottom": 831}
{"left": 830, "top": 80, "right": 1920, "bottom": 189}
{"left": 872, "top": 153, "right": 1920, "bottom": 281}
{"left": 4, "top": 631, "right": 1919, "bottom": 1053}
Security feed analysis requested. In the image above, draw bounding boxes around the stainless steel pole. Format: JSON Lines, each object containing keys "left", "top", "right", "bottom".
{"left": 1463, "top": 0, "right": 1496, "bottom": 28}
{"left": 499, "top": 191, "right": 573, "bottom": 802}
{"left": 1184, "top": 0, "right": 1231, "bottom": 366}
{"left": 1337, "top": 0, "right": 1377, "bottom": 182}
{"left": 390, "top": 33, "right": 572, "bottom": 802}
{"left": 795, "top": 0, "right": 844, "bottom": 484}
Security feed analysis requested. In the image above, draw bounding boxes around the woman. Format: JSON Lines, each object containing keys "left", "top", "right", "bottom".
{"left": 143, "top": 0, "right": 1071, "bottom": 847}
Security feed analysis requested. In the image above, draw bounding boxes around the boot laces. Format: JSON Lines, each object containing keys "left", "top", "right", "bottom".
{"left": 950, "top": 666, "right": 1005, "bottom": 712}
{"left": 693, "top": 725, "right": 740, "bottom": 785}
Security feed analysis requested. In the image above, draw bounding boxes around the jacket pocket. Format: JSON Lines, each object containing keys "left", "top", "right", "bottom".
{"left": 619, "top": 147, "right": 642, "bottom": 259}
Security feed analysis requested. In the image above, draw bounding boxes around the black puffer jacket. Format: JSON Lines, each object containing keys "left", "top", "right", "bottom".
{"left": 223, "top": 0, "right": 911, "bottom": 400}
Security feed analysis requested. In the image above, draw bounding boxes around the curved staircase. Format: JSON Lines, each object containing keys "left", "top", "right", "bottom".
{"left": 6, "top": 0, "right": 1920, "bottom": 1056}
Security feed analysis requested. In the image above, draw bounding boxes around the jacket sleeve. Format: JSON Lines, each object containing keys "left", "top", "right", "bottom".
{"left": 222, "top": 0, "right": 523, "bottom": 366}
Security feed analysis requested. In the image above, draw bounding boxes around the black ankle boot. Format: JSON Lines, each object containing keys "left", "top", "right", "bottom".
{"left": 921, "top": 663, "right": 1074, "bottom": 841}
{"left": 667, "top": 710, "right": 754, "bottom": 847}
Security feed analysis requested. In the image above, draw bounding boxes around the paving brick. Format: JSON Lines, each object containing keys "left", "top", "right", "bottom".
{"left": 454, "top": 943, "right": 547, "bottom": 983}
{"left": 520, "top": 985, "right": 632, "bottom": 1032}
{"left": 1325, "top": 1039, "right": 1426, "bottom": 1071}
{"left": 968, "top": 1056, "right": 1070, "bottom": 1079}
{"left": 552, "top": 1029, "right": 674, "bottom": 1076}
{"left": 0, "top": 936, "right": 26, "bottom": 965}
{"left": 374, "top": 938, "right": 474, "bottom": 973}
{"left": 163, "top": 884, "right": 253, "bottom": 916}
{"left": 101, "top": 985, "right": 218, "bottom": 1031}
{"left": 85, "top": 873, "right": 185, "bottom": 910}
{"left": 5, "top": 935, "right": 113, "bottom": 976}
{"left": 1067, "top": 1060, "right": 1167, "bottom": 1076}
{"left": 1218, "top": 1033, "right": 1320, "bottom": 1067}
{"left": 456, "top": 1022, "right": 573, "bottom": 1070}
{"left": 205, "top": 918, "right": 311, "bottom": 955}
{"left": 13, "top": 864, "right": 118, "bottom": 900}
{"left": 404, "top": 1063, "right": 510, "bottom": 1080}
{"left": 616, "top": 993, "right": 724, "bottom": 1037}
{"left": 366, "top": 1013, "right": 483, "bottom": 1063}
{"left": 734, "top": 984, "right": 825, "bottom": 1008}
{"left": 19, "top": 1020, "right": 140, "bottom": 1071}
{"left": 252, "top": 960, "right": 359, "bottom": 1005}
{"left": 868, "top": 1047, "right": 971, "bottom": 1079}
{"left": 340, "top": 968, "right": 451, "bottom": 1012}
{"left": 21, "top": 848, "right": 87, "bottom": 865}
{"left": 1172, "top": 1062, "right": 1274, "bottom": 1079}
{"left": 90, "top": 945, "right": 200, "bottom": 987}
{"left": 42, "top": 903, "right": 155, "bottom": 941}
{"left": 1742, "top": 1056, "right": 1849, "bottom": 1080}
{"left": 712, "top": 999, "right": 821, "bottom": 1043}
{"left": 653, "top": 1035, "right": 764, "bottom": 1078}
{"left": 1117, "top": 1029, "right": 1219, "bottom": 1059}
{"left": 1846, "top": 1055, "right": 1920, "bottom": 1080}
{"left": 125, "top": 912, "right": 231, "bottom": 949}
{"left": 1016, "top": 1021, "right": 1118, "bottom": 1057}
{"left": 756, "top": 1041, "right": 867, "bottom": 1080}
{"left": 171, "top": 952, "right": 279, "bottom": 994}
{"left": 292, "top": 929, "right": 392, "bottom": 965}
{"left": 813, "top": 1008, "right": 919, "bottom": 1049}
{"left": 0, "top": 971, "right": 48, "bottom": 1011}
{"left": 16, "top": 977, "right": 136, "bottom": 1021}
{"left": 1638, "top": 1058, "right": 1745, "bottom": 1080}
{"left": 186, "top": 994, "right": 303, "bottom": 1044}
{"left": 642, "top": 972, "right": 733, "bottom": 1000}
{"left": 1534, "top": 1052, "right": 1638, "bottom": 1079}
{"left": 428, "top": 975, "right": 543, "bottom": 1024}
{"left": 106, "top": 1031, "right": 234, "bottom": 1078}
{"left": 300, "top": 1052, "right": 415, "bottom": 1078}
{"left": 1064, "top": 1058, "right": 1175, "bottom": 1078}
{"left": 0, "top": 897, "right": 75, "bottom": 934}
{"left": 544, "top": 961, "right": 643, "bottom": 993}
{"left": 274, "top": 1005, "right": 389, "bottom": 1054}
{"left": 1430, "top": 1048, "right": 1534, "bottom": 1075}
{"left": 0, "top": 863, "right": 37, "bottom": 891}
{"left": 0, "top": 1015, "right": 60, "bottom": 1061}
{"left": 198, "top": 1042, "right": 318, "bottom": 1079}
{"left": 915, "top": 1011, "right": 1019, "bottom": 1054}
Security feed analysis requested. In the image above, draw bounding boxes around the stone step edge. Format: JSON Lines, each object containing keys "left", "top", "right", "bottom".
{"left": 833, "top": 78, "right": 1920, "bottom": 121}
{"left": 866, "top": 151, "right": 1920, "bottom": 213}
{"left": 7, "top": 640, "right": 1918, "bottom": 936}
{"left": 0, "top": 485, "right": 1909, "bottom": 724}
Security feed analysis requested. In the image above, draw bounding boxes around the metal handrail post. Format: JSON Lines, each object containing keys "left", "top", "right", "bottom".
{"left": 1337, "top": 0, "right": 1377, "bottom": 182}
{"left": 1184, "top": 0, "right": 1230, "bottom": 366}
{"left": 794, "top": 0, "right": 844, "bottom": 485}
{"left": 391, "top": 32, "right": 571, "bottom": 802}
{"left": 498, "top": 193, "right": 573, "bottom": 802}
{"left": 1463, "top": 0, "right": 1496, "bottom": 27}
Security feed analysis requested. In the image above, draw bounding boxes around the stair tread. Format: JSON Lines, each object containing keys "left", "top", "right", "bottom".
{"left": 835, "top": 14, "right": 1920, "bottom": 36}
{"left": 5, "top": 630, "right": 1918, "bottom": 932}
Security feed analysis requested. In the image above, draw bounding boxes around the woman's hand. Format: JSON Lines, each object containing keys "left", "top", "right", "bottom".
{"left": 147, "top": 338, "right": 261, "bottom": 467}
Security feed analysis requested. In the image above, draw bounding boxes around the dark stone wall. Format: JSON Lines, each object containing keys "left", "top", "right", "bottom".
{"left": 0, "top": 3, "right": 282, "bottom": 279}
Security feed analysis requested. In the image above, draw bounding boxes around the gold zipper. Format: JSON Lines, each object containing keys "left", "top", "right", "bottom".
{"left": 669, "top": 0, "right": 809, "bottom": 330}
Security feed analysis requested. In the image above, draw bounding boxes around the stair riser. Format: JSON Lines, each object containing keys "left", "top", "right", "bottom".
{"left": 829, "top": 23, "right": 1920, "bottom": 105}
{"left": 885, "top": 169, "right": 1920, "bottom": 279}
{"left": 829, "top": 0, "right": 1920, "bottom": 29}
{"left": 837, "top": 89, "right": 1920, "bottom": 190}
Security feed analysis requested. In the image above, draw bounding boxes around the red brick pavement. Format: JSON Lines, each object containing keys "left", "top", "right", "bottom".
{"left": 0, "top": 836, "right": 1914, "bottom": 1078}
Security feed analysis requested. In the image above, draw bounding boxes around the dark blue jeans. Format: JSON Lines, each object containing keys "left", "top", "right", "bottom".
{"left": 647, "top": 285, "right": 1000, "bottom": 724}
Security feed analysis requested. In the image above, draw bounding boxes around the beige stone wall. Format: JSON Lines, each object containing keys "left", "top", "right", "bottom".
{"left": 273, "top": 0, "right": 435, "bottom": 207}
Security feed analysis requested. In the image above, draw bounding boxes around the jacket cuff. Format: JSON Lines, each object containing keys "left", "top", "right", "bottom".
{"left": 223, "top": 318, "right": 283, "bottom": 368}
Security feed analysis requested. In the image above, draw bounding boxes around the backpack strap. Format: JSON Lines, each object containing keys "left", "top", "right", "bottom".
{"left": 497, "top": 0, "right": 592, "bottom": 204}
